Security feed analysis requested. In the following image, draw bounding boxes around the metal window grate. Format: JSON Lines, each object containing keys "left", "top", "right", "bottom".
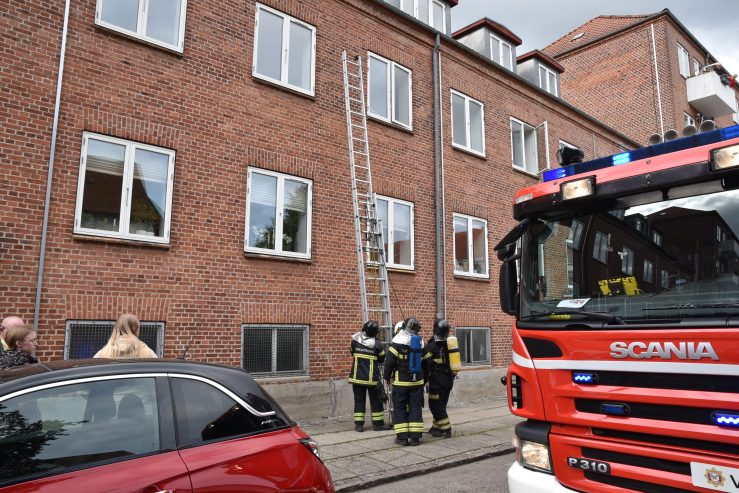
{"left": 242, "top": 324, "right": 309, "bottom": 378}
{"left": 456, "top": 327, "right": 490, "bottom": 366}
{"left": 64, "top": 320, "right": 165, "bottom": 359}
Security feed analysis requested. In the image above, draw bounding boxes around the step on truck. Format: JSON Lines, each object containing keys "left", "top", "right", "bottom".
{"left": 496, "top": 125, "right": 739, "bottom": 492}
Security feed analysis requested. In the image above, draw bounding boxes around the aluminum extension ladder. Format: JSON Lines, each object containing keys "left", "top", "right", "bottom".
{"left": 341, "top": 51, "right": 394, "bottom": 342}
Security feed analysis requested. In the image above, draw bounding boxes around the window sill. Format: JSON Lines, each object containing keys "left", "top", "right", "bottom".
{"left": 367, "top": 114, "right": 414, "bottom": 134}
{"left": 73, "top": 234, "right": 171, "bottom": 249}
{"left": 451, "top": 143, "right": 486, "bottom": 160}
{"left": 387, "top": 266, "right": 415, "bottom": 274}
{"left": 460, "top": 363, "right": 492, "bottom": 370}
{"left": 254, "top": 374, "right": 310, "bottom": 384}
{"left": 95, "top": 24, "right": 185, "bottom": 57}
{"left": 453, "top": 273, "right": 490, "bottom": 282}
{"left": 512, "top": 166, "right": 541, "bottom": 179}
{"left": 244, "top": 251, "right": 312, "bottom": 264}
{"left": 252, "top": 74, "right": 316, "bottom": 101}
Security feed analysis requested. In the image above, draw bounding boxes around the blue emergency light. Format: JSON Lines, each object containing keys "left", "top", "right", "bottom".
{"left": 543, "top": 124, "right": 739, "bottom": 183}
{"left": 713, "top": 412, "right": 739, "bottom": 428}
{"left": 572, "top": 372, "right": 597, "bottom": 384}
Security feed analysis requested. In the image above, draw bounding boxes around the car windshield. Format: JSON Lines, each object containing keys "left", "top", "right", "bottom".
{"left": 520, "top": 187, "right": 739, "bottom": 323}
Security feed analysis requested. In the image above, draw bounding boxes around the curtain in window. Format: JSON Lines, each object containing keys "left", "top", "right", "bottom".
{"left": 288, "top": 21, "right": 312, "bottom": 90}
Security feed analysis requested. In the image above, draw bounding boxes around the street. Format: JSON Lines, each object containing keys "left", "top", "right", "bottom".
{"left": 362, "top": 452, "right": 514, "bottom": 493}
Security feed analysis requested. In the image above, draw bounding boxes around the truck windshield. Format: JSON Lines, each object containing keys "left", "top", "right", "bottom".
{"left": 520, "top": 187, "right": 739, "bottom": 323}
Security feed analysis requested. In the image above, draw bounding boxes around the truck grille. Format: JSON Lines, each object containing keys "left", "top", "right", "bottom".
{"left": 583, "top": 447, "right": 690, "bottom": 475}
{"left": 592, "top": 428, "right": 739, "bottom": 457}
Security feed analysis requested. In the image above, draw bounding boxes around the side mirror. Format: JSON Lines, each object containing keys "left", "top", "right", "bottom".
{"left": 499, "top": 259, "right": 519, "bottom": 316}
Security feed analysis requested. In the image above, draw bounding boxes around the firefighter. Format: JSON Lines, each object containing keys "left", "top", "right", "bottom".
{"left": 384, "top": 317, "right": 430, "bottom": 446}
{"left": 349, "top": 320, "right": 390, "bottom": 432}
{"left": 427, "top": 319, "right": 456, "bottom": 438}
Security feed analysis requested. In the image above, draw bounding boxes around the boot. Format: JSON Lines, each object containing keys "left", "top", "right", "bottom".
{"left": 373, "top": 423, "right": 392, "bottom": 431}
{"left": 430, "top": 427, "right": 444, "bottom": 437}
{"left": 440, "top": 428, "right": 452, "bottom": 438}
{"left": 355, "top": 423, "right": 364, "bottom": 432}
{"left": 409, "top": 437, "right": 421, "bottom": 446}
{"left": 394, "top": 437, "right": 409, "bottom": 446}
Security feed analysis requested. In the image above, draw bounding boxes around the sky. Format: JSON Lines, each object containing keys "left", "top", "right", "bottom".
{"left": 450, "top": 1, "right": 739, "bottom": 76}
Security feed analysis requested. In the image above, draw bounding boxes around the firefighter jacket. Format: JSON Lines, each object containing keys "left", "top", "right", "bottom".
{"left": 348, "top": 332, "right": 385, "bottom": 386}
{"left": 383, "top": 330, "right": 431, "bottom": 387}
{"left": 427, "top": 336, "right": 455, "bottom": 387}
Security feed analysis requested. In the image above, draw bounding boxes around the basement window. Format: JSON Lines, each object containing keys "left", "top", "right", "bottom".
{"left": 65, "top": 320, "right": 165, "bottom": 359}
{"left": 95, "top": 0, "right": 187, "bottom": 52}
{"left": 456, "top": 327, "right": 490, "bottom": 366}
{"left": 242, "top": 324, "right": 309, "bottom": 378}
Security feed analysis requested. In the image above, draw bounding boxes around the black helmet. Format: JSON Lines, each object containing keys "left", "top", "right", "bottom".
{"left": 433, "top": 319, "right": 451, "bottom": 338}
{"left": 363, "top": 320, "right": 379, "bottom": 338}
{"left": 404, "top": 317, "right": 421, "bottom": 334}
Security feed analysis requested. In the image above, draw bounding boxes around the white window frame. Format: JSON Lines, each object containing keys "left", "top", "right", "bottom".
{"left": 367, "top": 53, "right": 413, "bottom": 130}
{"left": 677, "top": 43, "right": 690, "bottom": 78}
{"left": 451, "top": 90, "right": 486, "bottom": 157}
{"left": 684, "top": 112, "right": 695, "bottom": 127}
{"left": 244, "top": 168, "right": 313, "bottom": 259}
{"left": 430, "top": 0, "right": 446, "bottom": 33}
{"left": 74, "top": 133, "right": 175, "bottom": 244}
{"left": 593, "top": 231, "right": 608, "bottom": 264}
{"left": 376, "top": 195, "right": 415, "bottom": 270}
{"left": 253, "top": 3, "right": 317, "bottom": 96}
{"left": 453, "top": 213, "right": 489, "bottom": 278}
{"left": 621, "top": 246, "right": 634, "bottom": 275}
{"left": 241, "top": 324, "right": 309, "bottom": 378}
{"left": 95, "top": 0, "right": 188, "bottom": 52}
{"left": 538, "top": 65, "right": 558, "bottom": 96}
{"left": 510, "top": 117, "right": 539, "bottom": 174}
{"left": 399, "top": 0, "right": 446, "bottom": 32}
{"left": 643, "top": 259, "right": 654, "bottom": 283}
{"left": 490, "top": 33, "right": 513, "bottom": 70}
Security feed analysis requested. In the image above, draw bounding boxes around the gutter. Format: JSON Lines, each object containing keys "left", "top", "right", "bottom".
{"left": 34, "top": 0, "right": 71, "bottom": 330}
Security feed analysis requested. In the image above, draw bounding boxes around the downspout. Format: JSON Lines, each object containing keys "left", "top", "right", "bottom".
{"left": 650, "top": 23, "right": 665, "bottom": 136}
{"left": 34, "top": 0, "right": 71, "bottom": 330}
{"left": 433, "top": 33, "right": 445, "bottom": 319}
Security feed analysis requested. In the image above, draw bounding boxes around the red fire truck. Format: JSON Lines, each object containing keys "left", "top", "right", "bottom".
{"left": 496, "top": 124, "right": 739, "bottom": 492}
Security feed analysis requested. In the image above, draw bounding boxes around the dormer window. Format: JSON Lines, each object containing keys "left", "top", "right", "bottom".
{"left": 539, "top": 65, "right": 558, "bottom": 96}
{"left": 490, "top": 34, "right": 513, "bottom": 70}
{"left": 399, "top": 0, "right": 446, "bottom": 33}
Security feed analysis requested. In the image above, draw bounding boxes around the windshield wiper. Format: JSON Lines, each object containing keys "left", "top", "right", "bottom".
{"left": 643, "top": 303, "right": 739, "bottom": 311}
{"left": 521, "top": 310, "right": 626, "bottom": 325}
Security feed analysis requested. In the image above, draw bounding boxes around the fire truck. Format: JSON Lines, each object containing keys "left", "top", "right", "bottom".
{"left": 496, "top": 124, "right": 739, "bottom": 492}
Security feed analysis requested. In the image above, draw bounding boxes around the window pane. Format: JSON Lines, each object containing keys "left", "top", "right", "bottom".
{"left": 454, "top": 216, "right": 469, "bottom": 272}
{"left": 472, "top": 219, "right": 486, "bottom": 274}
{"left": 524, "top": 125, "right": 538, "bottom": 173}
{"left": 243, "top": 327, "right": 272, "bottom": 374}
{"left": 129, "top": 148, "right": 169, "bottom": 238}
{"left": 369, "top": 57, "right": 389, "bottom": 119}
{"left": 401, "top": 0, "right": 414, "bottom": 15}
{"left": 377, "top": 198, "right": 389, "bottom": 261}
{"left": 432, "top": 2, "right": 444, "bottom": 31}
{"left": 256, "top": 8, "right": 283, "bottom": 81}
{"left": 276, "top": 327, "right": 305, "bottom": 372}
{"left": 470, "top": 329, "right": 489, "bottom": 363}
{"left": 469, "top": 101, "right": 483, "bottom": 153}
{"left": 511, "top": 121, "right": 523, "bottom": 167}
{"left": 82, "top": 139, "right": 125, "bottom": 232}
{"left": 393, "top": 202, "right": 411, "bottom": 266}
{"left": 548, "top": 72, "right": 557, "bottom": 95}
{"left": 248, "top": 173, "right": 277, "bottom": 250}
{"left": 417, "top": 0, "right": 429, "bottom": 24}
{"left": 145, "top": 0, "right": 182, "bottom": 46}
{"left": 490, "top": 36, "right": 500, "bottom": 65}
{"left": 393, "top": 66, "right": 411, "bottom": 127}
{"left": 539, "top": 67, "right": 547, "bottom": 89}
{"left": 452, "top": 94, "right": 466, "bottom": 147}
{"left": 287, "top": 21, "right": 312, "bottom": 90}
{"left": 282, "top": 179, "right": 308, "bottom": 253}
{"left": 100, "top": 0, "right": 140, "bottom": 32}
{"left": 502, "top": 43, "right": 512, "bottom": 70}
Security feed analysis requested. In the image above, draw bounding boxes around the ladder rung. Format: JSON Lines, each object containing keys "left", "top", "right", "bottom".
{"left": 347, "top": 72, "right": 361, "bottom": 78}
{"left": 345, "top": 59, "right": 361, "bottom": 66}
{"left": 368, "top": 308, "right": 390, "bottom": 312}
{"left": 366, "top": 277, "right": 387, "bottom": 282}
{"left": 348, "top": 97, "right": 364, "bottom": 103}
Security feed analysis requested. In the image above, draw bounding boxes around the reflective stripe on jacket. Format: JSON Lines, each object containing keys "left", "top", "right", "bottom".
{"left": 349, "top": 338, "right": 385, "bottom": 386}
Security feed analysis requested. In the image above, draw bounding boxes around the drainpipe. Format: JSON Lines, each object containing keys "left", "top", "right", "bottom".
{"left": 650, "top": 23, "right": 665, "bottom": 136}
{"left": 34, "top": 0, "right": 71, "bottom": 330}
{"left": 433, "top": 33, "right": 445, "bottom": 319}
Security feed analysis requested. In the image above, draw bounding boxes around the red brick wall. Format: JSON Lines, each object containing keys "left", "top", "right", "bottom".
{"left": 2, "top": 0, "right": 627, "bottom": 378}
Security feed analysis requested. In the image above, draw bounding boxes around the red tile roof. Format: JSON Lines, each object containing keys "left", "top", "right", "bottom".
{"left": 543, "top": 14, "right": 652, "bottom": 57}
{"left": 517, "top": 50, "right": 565, "bottom": 73}
{"left": 452, "top": 17, "right": 522, "bottom": 46}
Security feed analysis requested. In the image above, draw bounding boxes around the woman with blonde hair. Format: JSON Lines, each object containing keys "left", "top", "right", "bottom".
{"left": 0, "top": 324, "right": 39, "bottom": 369}
{"left": 94, "top": 314, "right": 157, "bottom": 359}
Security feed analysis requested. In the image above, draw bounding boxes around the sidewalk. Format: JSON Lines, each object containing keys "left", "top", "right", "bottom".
{"left": 299, "top": 397, "right": 522, "bottom": 492}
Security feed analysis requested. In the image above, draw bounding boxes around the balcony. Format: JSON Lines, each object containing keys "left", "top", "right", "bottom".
{"left": 686, "top": 71, "right": 737, "bottom": 118}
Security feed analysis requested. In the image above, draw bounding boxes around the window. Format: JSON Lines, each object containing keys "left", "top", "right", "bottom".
{"left": 95, "top": 0, "right": 187, "bottom": 52}
{"left": 490, "top": 34, "right": 513, "bottom": 70}
{"left": 569, "top": 220, "right": 584, "bottom": 250}
{"left": 677, "top": 44, "right": 690, "bottom": 78}
{"left": 511, "top": 117, "right": 538, "bottom": 174}
{"left": 660, "top": 269, "right": 670, "bottom": 289}
{"left": 245, "top": 168, "right": 312, "bottom": 259}
{"left": 538, "top": 65, "right": 558, "bottom": 96}
{"left": 376, "top": 196, "right": 414, "bottom": 269}
{"left": 453, "top": 214, "right": 488, "bottom": 277}
{"left": 635, "top": 218, "right": 643, "bottom": 232}
{"left": 75, "top": 133, "right": 175, "bottom": 243}
{"left": 399, "top": 0, "right": 446, "bottom": 33}
{"left": 170, "top": 377, "right": 285, "bottom": 447}
{"left": 593, "top": 231, "right": 608, "bottom": 263}
{"left": 621, "top": 246, "right": 634, "bottom": 275}
{"left": 0, "top": 377, "right": 159, "bottom": 484}
{"left": 253, "top": 4, "right": 316, "bottom": 96}
{"left": 693, "top": 58, "right": 702, "bottom": 76}
{"left": 368, "top": 53, "right": 412, "bottom": 129}
{"left": 64, "top": 320, "right": 164, "bottom": 359}
{"left": 643, "top": 259, "right": 654, "bottom": 283}
{"left": 451, "top": 90, "right": 485, "bottom": 156}
{"left": 455, "top": 327, "right": 490, "bottom": 366}
{"left": 684, "top": 112, "right": 695, "bottom": 127}
{"left": 652, "top": 230, "right": 662, "bottom": 246}
{"left": 242, "top": 324, "right": 308, "bottom": 377}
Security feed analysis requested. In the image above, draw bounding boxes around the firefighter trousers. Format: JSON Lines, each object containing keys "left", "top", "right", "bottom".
{"left": 353, "top": 384, "right": 385, "bottom": 425}
{"left": 392, "top": 385, "right": 424, "bottom": 439}
{"left": 428, "top": 372, "right": 454, "bottom": 431}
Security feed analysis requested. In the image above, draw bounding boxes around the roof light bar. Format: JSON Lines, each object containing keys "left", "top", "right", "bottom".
{"left": 543, "top": 124, "right": 739, "bottom": 183}
{"left": 713, "top": 412, "right": 739, "bottom": 428}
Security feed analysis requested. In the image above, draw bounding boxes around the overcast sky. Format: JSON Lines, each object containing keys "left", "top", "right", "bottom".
{"left": 450, "top": 1, "right": 739, "bottom": 76}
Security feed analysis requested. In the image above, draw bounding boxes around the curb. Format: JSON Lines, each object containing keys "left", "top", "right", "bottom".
{"left": 334, "top": 445, "right": 515, "bottom": 492}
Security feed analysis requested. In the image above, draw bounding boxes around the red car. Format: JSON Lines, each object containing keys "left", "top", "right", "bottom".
{"left": 0, "top": 359, "right": 334, "bottom": 492}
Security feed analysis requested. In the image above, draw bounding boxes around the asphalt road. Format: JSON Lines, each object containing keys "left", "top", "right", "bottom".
{"left": 361, "top": 452, "right": 514, "bottom": 493}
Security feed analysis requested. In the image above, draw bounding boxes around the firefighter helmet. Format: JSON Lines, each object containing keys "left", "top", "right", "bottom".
{"left": 363, "top": 320, "right": 379, "bottom": 338}
{"left": 433, "top": 319, "right": 451, "bottom": 339}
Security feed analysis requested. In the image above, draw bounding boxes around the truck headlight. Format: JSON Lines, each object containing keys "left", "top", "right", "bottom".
{"left": 514, "top": 436, "right": 552, "bottom": 473}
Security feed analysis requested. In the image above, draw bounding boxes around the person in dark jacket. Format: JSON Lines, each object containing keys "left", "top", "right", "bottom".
{"left": 0, "top": 324, "right": 38, "bottom": 370}
{"left": 427, "top": 319, "right": 455, "bottom": 437}
{"left": 349, "top": 320, "right": 390, "bottom": 432}
{"left": 384, "top": 317, "right": 430, "bottom": 446}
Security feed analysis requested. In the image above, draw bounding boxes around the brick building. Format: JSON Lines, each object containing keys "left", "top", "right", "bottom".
{"left": 2, "top": 0, "right": 637, "bottom": 418}
{"left": 542, "top": 9, "right": 739, "bottom": 146}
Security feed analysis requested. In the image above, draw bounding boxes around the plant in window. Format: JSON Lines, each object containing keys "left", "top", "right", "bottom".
{"left": 130, "top": 200, "right": 161, "bottom": 235}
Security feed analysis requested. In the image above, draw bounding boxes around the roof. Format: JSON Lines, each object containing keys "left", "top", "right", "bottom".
{"left": 543, "top": 13, "right": 651, "bottom": 57}
{"left": 452, "top": 18, "right": 523, "bottom": 46}
{"left": 516, "top": 50, "right": 565, "bottom": 73}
